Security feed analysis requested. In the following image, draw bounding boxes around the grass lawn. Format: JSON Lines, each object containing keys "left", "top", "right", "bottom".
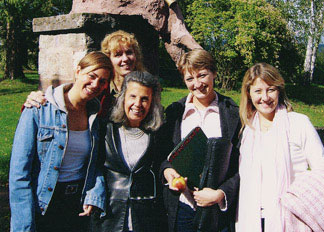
{"left": 0, "top": 72, "right": 39, "bottom": 232}
{"left": 0, "top": 73, "right": 40, "bottom": 186}
{"left": 163, "top": 85, "right": 324, "bottom": 128}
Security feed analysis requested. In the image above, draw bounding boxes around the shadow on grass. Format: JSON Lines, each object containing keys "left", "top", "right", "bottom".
{"left": 286, "top": 84, "right": 324, "bottom": 106}
{"left": 0, "top": 74, "right": 39, "bottom": 96}
{"left": 0, "top": 88, "right": 38, "bottom": 96}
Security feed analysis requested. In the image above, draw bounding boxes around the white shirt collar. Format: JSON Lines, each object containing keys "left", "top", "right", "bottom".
{"left": 182, "top": 92, "right": 219, "bottom": 120}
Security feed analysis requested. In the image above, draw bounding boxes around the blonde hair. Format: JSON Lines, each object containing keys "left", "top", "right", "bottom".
{"left": 177, "top": 49, "right": 216, "bottom": 77}
{"left": 77, "top": 51, "right": 113, "bottom": 78}
{"left": 101, "top": 30, "right": 145, "bottom": 72}
{"left": 240, "top": 63, "right": 292, "bottom": 130}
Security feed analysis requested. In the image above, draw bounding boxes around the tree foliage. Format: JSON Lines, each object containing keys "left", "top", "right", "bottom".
{"left": 185, "top": 0, "right": 302, "bottom": 89}
{"left": 0, "top": 0, "right": 72, "bottom": 80}
{"left": 268, "top": 0, "right": 324, "bottom": 84}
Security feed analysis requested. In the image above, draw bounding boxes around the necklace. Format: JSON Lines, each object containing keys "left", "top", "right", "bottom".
{"left": 122, "top": 125, "right": 145, "bottom": 140}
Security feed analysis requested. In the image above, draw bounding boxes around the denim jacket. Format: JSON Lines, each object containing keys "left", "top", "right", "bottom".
{"left": 9, "top": 84, "right": 106, "bottom": 232}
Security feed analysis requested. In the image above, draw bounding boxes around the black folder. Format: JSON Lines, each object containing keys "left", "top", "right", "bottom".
{"left": 167, "top": 127, "right": 208, "bottom": 189}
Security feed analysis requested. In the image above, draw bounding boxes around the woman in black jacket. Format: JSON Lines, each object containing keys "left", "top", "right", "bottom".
{"left": 88, "top": 71, "right": 167, "bottom": 232}
{"left": 159, "top": 49, "right": 240, "bottom": 232}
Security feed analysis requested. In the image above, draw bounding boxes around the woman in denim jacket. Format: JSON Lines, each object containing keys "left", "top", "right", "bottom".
{"left": 9, "top": 52, "right": 113, "bottom": 232}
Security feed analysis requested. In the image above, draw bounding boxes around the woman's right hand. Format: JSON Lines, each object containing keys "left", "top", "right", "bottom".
{"left": 163, "top": 168, "right": 182, "bottom": 191}
{"left": 79, "top": 204, "right": 95, "bottom": 216}
{"left": 24, "top": 90, "right": 46, "bottom": 108}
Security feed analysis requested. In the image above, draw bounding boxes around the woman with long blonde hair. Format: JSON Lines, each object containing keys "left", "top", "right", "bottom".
{"left": 236, "top": 63, "right": 324, "bottom": 232}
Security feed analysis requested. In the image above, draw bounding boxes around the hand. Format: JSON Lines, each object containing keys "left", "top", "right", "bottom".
{"left": 24, "top": 90, "right": 46, "bottom": 108}
{"left": 193, "top": 188, "right": 225, "bottom": 207}
{"left": 79, "top": 204, "right": 94, "bottom": 216}
{"left": 163, "top": 168, "right": 184, "bottom": 191}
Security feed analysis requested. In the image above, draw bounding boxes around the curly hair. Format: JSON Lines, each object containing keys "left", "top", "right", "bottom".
{"left": 101, "top": 30, "right": 145, "bottom": 72}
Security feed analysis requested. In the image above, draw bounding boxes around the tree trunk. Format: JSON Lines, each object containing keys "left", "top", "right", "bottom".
{"left": 4, "top": 16, "right": 25, "bottom": 80}
{"left": 303, "top": 0, "right": 315, "bottom": 84}
{"left": 310, "top": 3, "right": 324, "bottom": 83}
{"left": 310, "top": 35, "right": 320, "bottom": 82}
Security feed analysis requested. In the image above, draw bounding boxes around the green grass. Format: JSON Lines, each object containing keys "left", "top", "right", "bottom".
{"left": 163, "top": 85, "right": 324, "bottom": 127}
{"left": 0, "top": 73, "right": 39, "bottom": 185}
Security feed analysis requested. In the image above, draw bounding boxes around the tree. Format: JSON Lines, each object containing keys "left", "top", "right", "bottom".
{"left": 186, "top": 0, "right": 301, "bottom": 89}
{"left": 0, "top": 0, "right": 72, "bottom": 80}
{"left": 303, "top": 0, "right": 324, "bottom": 84}
{"left": 269, "top": 0, "right": 324, "bottom": 84}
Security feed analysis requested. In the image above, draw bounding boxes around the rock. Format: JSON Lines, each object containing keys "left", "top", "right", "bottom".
{"left": 71, "top": 0, "right": 202, "bottom": 63}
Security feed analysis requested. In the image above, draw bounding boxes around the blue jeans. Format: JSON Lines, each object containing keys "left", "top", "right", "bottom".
{"left": 176, "top": 202, "right": 196, "bottom": 232}
{"left": 175, "top": 202, "right": 232, "bottom": 232}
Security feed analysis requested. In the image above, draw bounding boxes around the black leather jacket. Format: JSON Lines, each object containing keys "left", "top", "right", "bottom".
{"left": 91, "top": 122, "right": 167, "bottom": 232}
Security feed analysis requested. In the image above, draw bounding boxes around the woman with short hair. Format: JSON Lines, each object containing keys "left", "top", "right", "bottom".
{"left": 160, "top": 49, "right": 240, "bottom": 232}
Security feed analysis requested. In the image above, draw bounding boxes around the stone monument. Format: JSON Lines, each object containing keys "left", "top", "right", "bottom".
{"left": 33, "top": 0, "right": 201, "bottom": 90}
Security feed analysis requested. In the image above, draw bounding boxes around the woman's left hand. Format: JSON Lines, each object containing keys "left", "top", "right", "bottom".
{"left": 193, "top": 188, "right": 225, "bottom": 207}
{"left": 79, "top": 204, "right": 94, "bottom": 216}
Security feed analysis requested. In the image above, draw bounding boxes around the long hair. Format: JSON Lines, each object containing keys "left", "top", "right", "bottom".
{"left": 101, "top": 30, "right": 145, "bottom": 72}
{"left": 110, "top": 71, "right": 163, "bottom": 131}
{"left": 240, "top": 63, "right": 292, "bottom": 131}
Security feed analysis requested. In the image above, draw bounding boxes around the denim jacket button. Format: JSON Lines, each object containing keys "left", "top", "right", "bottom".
{"left": 54, "top": 166, "right": 59, "bottom": 171}
{"left": 62, "top": 124, "right": 66, "bottom": 128}
{"left": 40, "top": 207, "right": 44, "bottom": 212}
{"left": 48, "top": 187, "right": 53, "bottom": 191}
{"left": 58, "top": 145, "right": 64, "bottom": 150}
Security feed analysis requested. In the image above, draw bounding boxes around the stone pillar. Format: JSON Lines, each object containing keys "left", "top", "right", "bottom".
{"left": 33, "top": 13, "right": 159, "bottom": 90}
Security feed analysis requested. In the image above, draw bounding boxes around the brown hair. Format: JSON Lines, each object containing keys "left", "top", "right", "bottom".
{"left": 177, "top": 49, "right": 216, "bottom": 77}
{"left": 101, "top": 30, "right": 145, "bottom": 72}
{"left": 240, "top": 63, "right": 292, "bottom": 130}
{"left": 78, "top": 51, "right": 113, "bottom": 78}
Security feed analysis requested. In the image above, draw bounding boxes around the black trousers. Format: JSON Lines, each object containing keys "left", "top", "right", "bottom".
{"left": 35, "top": 179, "right": 89, "bottom": 232}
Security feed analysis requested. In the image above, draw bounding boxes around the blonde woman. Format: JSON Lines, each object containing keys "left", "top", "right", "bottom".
{"left": 101, "top": 30, "right": 145, "bottom": 94}
{"left": 236, "top": 63, "right": 324, "bottom": 232}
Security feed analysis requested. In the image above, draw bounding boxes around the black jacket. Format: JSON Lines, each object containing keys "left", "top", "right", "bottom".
{"left": 90, "top": 122, "right": 167, "bottom": 232}
{"left": 159, "top": 93, "right": 241, "bottom": 232}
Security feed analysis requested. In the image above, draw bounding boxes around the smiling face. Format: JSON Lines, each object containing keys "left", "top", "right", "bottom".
{"left": 110, "top": 45, "right": 136, "bottom": 79}
{"left": 75, "top": 67, "right": 110, "bottom": 101}
{"left": 124, "top": 81, "right": 153, "bottom": 127}
{"left": 183, "top": 68, "right": 216, "bottom": 107}
{"left": 249, "top": 77, "right": 279, "bottom": 121}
